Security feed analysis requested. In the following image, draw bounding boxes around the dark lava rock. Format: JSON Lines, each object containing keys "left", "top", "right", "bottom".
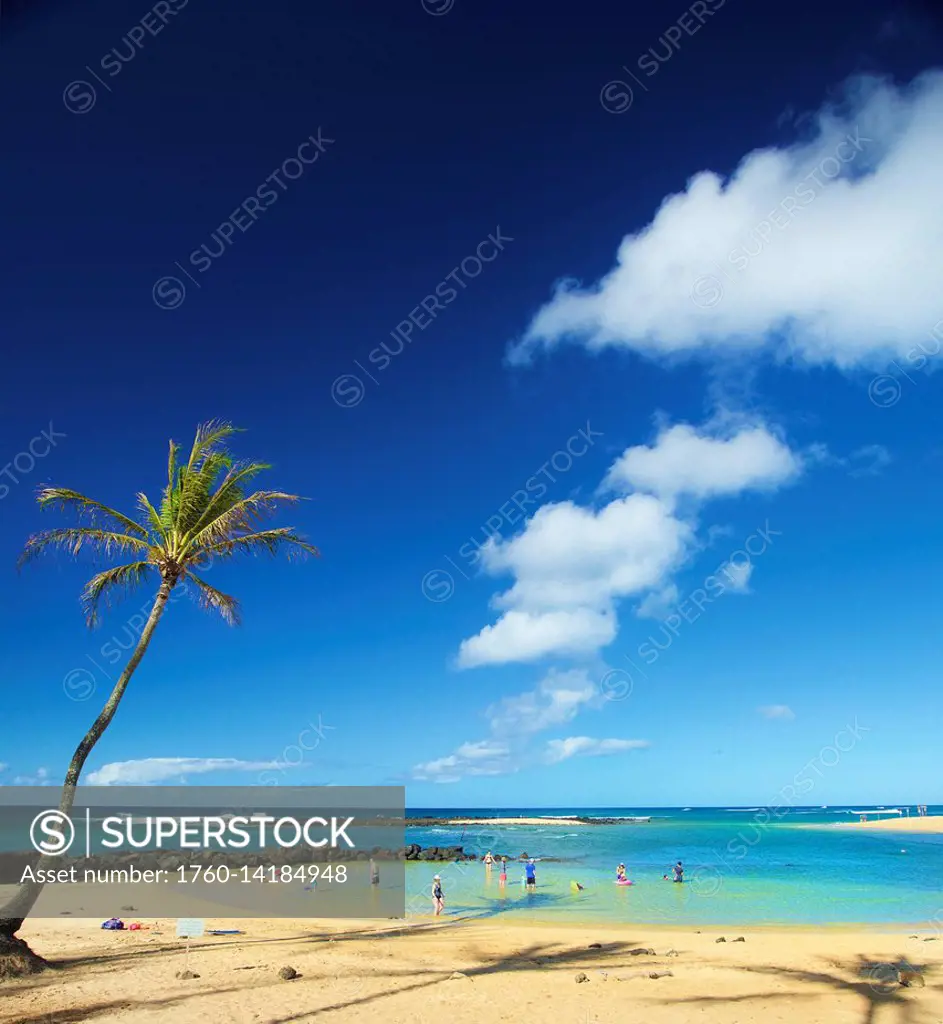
{"left": 278, "top": 966, "right": 299, "bottom": 981}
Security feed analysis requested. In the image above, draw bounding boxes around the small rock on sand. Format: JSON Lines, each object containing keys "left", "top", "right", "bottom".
{"left": 732, "top": 937, "right": 746, "bottom": 943}
{"left": 715, "top": 937, "right": 726, "bottom": 943}
{"left": 649, "top": 971, "right": 673, "bottom": 980}
{"left": 628, "top": 948, "right": 655, "bottom": 956}
{"left": 448, "top": 971, "right": 470, "bottom": 980}
{"left": 588, "top": 942, "right": 602, "bottom": 949}
{"left": 175, "top": 970, "right": 200, "bottom": 980}
{"left": 666, "top": 949, "right": 680, "bottom": 957}
{"left": 278, "top": 966, "right": 299, "bottom": 981}
{"left": 575, "top": 972, "right": 589, "bottom": 983}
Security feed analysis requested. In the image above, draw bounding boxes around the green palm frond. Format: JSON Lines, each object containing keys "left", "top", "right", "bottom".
{"left": 186, "top": 488, "right": 296, "bottom": 552}
{"left": 136, "top": 493, "right": 165, "bottom": 538}
{"left": 202, "top": 527, "right": 320, "bottom": 560}
{"left": 81, "top": 561, "right": 154, "bottom": 627}
{"left": 183, "top": 570, "right": 240, "bottom": 625}
{"left": 175, "top": 451, "right": 233, "bottom": 538}
{"left": 186, "top": 420, "right": 241, "bottom": 471}
{"left": 184, "top": 461, "right": 270, "bottom": 542}
{"left": 36, "top": 488, "right": 148, "bottom": 538}
{"left": 18, "top": 528, "right": 151, "bottom": 569}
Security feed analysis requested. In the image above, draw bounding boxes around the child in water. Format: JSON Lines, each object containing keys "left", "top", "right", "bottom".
{"left": 432, "top": 874, "right": 444, "bottom": 915}
{"left": 616, "top": 863, "right": 627, "bottom": 882}
{"left": 499, "top": 857, "right": 507, "bottom": 886}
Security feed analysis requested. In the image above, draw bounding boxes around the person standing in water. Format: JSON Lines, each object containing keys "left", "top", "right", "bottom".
{"left": 616, "top": 863, "right": 627, "bottom": 881}
{"left": 525, "top": 858, "right": 537, "bottom": 889}
{"left": 432, "top": 874, "right": 444, "bottom": 915}
{"left": 484, "top": 851, "right": 494, "bottom": 870}
{"left": 672, "top": 861, "right": 684, "bottom": 883}
{"left": 499, "top": 857, "right": 507, "bottom": 887}
{"left": 369, "top": 858, "right": 379, "bottom": 886}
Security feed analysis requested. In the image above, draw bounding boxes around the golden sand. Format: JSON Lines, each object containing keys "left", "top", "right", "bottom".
{"left": 821, "top": 815, "right": 943, "bottom": 833}
{"left": 4, "top": 916, "right": 942, "bottom": 1023}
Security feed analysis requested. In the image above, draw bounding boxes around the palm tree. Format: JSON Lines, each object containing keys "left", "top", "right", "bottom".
{"left": 0, "top": 421, "right": 318, "bottom": 978}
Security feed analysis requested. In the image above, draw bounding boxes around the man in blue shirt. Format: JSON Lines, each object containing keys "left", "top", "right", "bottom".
{"left": 525, "top": 858, "right": 537, "bottom": 888}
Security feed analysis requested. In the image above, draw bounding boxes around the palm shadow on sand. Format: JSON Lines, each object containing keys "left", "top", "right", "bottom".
{"left": 652, "top": 954, "right": 935, "bottom": 1024}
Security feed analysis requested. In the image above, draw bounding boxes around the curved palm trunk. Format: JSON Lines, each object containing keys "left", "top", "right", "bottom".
{"left": 0, "top": 580, "right": 174, "bottom": 978}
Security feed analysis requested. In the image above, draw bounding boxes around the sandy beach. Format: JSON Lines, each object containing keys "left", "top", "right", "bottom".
{"left": 816, "top": 815, "right": 943, "bottom": 833}
{"left": 4, "top": 915, "right": 942, "bottom": 1023}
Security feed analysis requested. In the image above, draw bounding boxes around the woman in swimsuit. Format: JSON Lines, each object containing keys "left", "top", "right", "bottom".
{"left": 484, "top": 851, "right": 494, "bottom": 870}
{"left": 432, "top": 874, "right": 444, "bottom": 915}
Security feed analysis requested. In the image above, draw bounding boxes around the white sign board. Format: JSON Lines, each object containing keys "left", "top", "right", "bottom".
{"left": 176, "top": 918, "right": 205, "bottom": 938}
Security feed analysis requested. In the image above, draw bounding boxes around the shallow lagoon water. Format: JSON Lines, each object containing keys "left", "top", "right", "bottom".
{"left": 404, "top": 807, "right": 943, "bottom": 925}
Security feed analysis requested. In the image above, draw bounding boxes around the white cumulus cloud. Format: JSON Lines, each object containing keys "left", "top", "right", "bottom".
{"left": 604, "top": 423, "right": 802, "bottom": 501}
{"left": 509, "top": 71, "right": 943, "bottom": 370}
{"left": 457, "top": 418, "right": 803, "bottom": 667}
{"left": 544, "top": 737, "right": 650, "bottom": 763}
{"left": 86, "top": 757, "right": 281, "bottom": 786}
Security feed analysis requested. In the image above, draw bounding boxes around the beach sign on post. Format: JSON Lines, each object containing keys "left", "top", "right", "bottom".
{"left": 176, "top": 918, "right": 204, "bottom": 974}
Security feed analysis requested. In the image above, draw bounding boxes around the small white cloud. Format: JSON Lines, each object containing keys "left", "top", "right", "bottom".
{"left": 458, "top": 607, "right": 618, "bottom": 668}
{"left": 758, "top": 705, "right": 795, "bottom": 720}
{"left": 454, "top": 741, "right": 509, "bottom": 760}
{"left": 86, "top": 757, "right": 281, "bottom": 786}
{"left": 603, "top": 423, "right": 803, "bottom": 501}
{"left": 486, "top": 668, "right": 598, "bottom": 736}
{"left": 412, "top": 746, "right": 514, "bottom": 783}
{"left": 544, "top": 737, "right": 650, "bottom": 763}
{"left": 413, "top": 670, "right": 604, "bottom": 782}
{"left": 0, "top": 762, "right": 8, "bottom": 774}
{"left": 721, "top": 560, "right": 754, "bottom": 593}
{"left": 411, "top": 755, "right": 463, "bottom": 784}
{"left": 13, "top": 767, "right": 51, "bottom": 786}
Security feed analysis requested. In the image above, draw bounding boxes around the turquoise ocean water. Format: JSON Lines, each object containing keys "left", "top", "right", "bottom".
{"left": 404, "top": 806, "right": 943, "bottom": 926}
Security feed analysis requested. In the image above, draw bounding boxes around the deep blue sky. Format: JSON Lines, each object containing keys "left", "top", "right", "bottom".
{"left": 2, "top": 0, "right": 942, "bottom": 806}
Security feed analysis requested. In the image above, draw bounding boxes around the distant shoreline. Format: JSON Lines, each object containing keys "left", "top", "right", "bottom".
{"left": 407, "top": 816, "right": 650, "bottom": 827}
